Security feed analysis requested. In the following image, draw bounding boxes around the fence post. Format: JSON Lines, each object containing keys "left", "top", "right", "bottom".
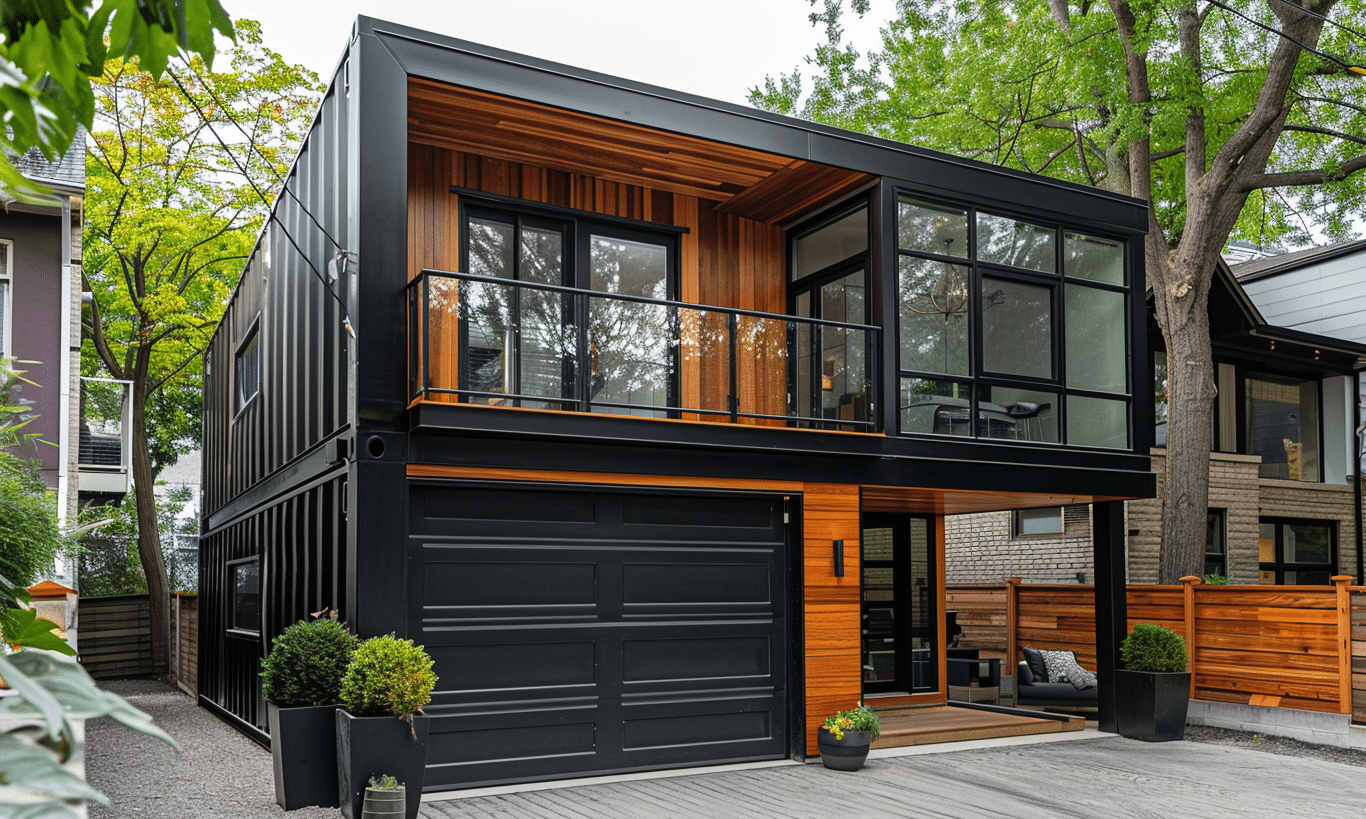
{"left": 1334, "top": 575, "right": 1352, "bottom": 714}
{"left": 1005, "top": 577, "right": 1021, "bottom": 671}
{"left": 1180, "top": 576, "right": 1201, "bottom": 698}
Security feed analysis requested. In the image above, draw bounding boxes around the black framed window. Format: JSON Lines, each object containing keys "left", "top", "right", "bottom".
{"left": 227, "top": 556, "right": 260, "bottom": 636}
{"left": 1013, "top": 507, "right": 1064, "bottom": 537}
{"left": 1205, "top": 510, "right": 1227, "bottom": 579}
{"left": 895, "top": 193, "right": 1131, "bottom": 449}
{"left": 1245, "top": 372, "right": 1320, "bottom": 481}
{"left": 1258, "top": 518, "right": 1335, "bottom": 585}
{"left": 234, "top": 321, "right": 260, "bottom": 414}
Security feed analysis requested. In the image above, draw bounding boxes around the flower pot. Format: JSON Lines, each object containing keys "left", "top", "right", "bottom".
{"left": 361, "top": 784, "right": 407, "bottom": 819}
{"left": 336, "top": 711, "right": 430, "bottom": 819}
{"left": 817, "top": 727, "right": 872, "bottom": 771}
{"left": 269, "top": 702, "right": 340, "bottom": 810}
{"left": 1115, "top": 669, "right": 1191, "bottom": 742}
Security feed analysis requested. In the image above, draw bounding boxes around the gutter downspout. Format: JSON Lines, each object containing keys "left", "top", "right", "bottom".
{"left": 1355, "top": 371, "right": 1363, "bottom": 584}
{"left": 57, "top": 195, "right": 73, "bottom": 534}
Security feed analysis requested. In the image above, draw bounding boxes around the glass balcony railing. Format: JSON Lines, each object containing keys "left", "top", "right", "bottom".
{"left": 407, "top": 270, "right": 880, "bottom": 431}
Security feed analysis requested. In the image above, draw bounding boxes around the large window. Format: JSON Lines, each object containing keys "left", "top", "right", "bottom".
{"left": 1246, "top": 372, "right": 1319, "bottom": 481}
{"left": 0, "top": 239, "right": 11, "bottom": 357}
{"left": 896, "top": 195, "right": 1131, "bottom": 448}
{"left": 1259, "top": 519, "right": 1335, "bottom": 585}
{"left": 459, "top": 200, "right": 677, "bottom": 416}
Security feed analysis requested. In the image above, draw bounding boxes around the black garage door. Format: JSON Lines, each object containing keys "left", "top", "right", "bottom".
{"left": 408, "top": 483, "right": 791, "bottom": 790}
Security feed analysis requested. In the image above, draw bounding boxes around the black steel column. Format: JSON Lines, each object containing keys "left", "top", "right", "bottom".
{"left": 1092, "top": 500, "right": 1127, "bottom": 733}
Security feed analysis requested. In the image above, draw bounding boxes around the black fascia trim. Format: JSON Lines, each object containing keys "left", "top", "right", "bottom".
{"left": 452, "top": 187, "right": 690, "bottom": 235}
{"left": 360, "top": 18, "right": 1148, "bottom": 229}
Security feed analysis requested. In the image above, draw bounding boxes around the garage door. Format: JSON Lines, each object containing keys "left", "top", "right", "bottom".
{"left": 408, "top": 483, "right": 790, "bottom": 790}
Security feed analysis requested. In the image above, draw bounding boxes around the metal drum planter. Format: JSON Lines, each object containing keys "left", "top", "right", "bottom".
{"left": 817, "top": 727, "right": 872, "bottom": 771}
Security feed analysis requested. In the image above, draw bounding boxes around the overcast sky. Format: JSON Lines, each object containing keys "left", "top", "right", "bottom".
{"left": 222, "top": 0, "right": 894, "bottom": 105}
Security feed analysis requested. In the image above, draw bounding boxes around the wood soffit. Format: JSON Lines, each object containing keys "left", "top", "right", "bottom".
{"left": 408, "top": 78, "right": 874, "bottom": 223}
{"left": 861, "top": 485, "right": 1130, "bottom": 516}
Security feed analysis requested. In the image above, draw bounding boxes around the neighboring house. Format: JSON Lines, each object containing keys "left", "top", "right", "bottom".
{"left": 947, "top": 254, "right": 1366, "bottom": 587}
{"left": 199, "top": 18, "right": 1155, "bottom": 790}
{"left": 3, "top": 133, "right": 86, "bottom": 572}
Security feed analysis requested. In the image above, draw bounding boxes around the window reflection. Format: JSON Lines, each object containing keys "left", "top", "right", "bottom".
{"left": 1246, "top": 372, "right": 1319, "bottom": 480}
{"left": 977, "top": 213, "right": 1055, "bottom": 272}
{"left": 980, "top": 278, "right": 1052, "bottom": 379}
{"left": 899, "top": 257, "right": 969, "bottom": 376}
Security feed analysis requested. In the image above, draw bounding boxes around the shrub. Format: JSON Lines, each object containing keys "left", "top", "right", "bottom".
{"left": 339, "top": 634, "right": 437, "bottom": 718}
{"left": 368, "top": 774, "right": 399, "bottom": 791}
{"left": 1119, "top": 623, "right": 1188, "bottom": 673}
{"left": 260, "top": 617, "right": 359, "bottom": 707}
{"left": 1203, "top": 573, "right": 1229, "bottom": 585}
{"left": 822, "top": 703, "right": 881, "bottom": 741}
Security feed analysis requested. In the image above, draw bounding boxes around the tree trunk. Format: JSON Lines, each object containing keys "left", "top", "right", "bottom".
{"left": 130, "top": 368, "right": 170, "bottom": 675}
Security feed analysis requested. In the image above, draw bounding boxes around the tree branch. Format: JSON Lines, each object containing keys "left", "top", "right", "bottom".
{"left": 1242, "top": 152, "right": 1366, "bottom": 190}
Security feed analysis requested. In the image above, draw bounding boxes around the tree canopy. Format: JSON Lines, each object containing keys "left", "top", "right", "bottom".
{"left": 753, "top": 0, "right": 1366, "bottom": 581}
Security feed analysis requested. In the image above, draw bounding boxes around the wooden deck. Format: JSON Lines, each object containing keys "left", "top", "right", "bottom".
{"left": 870, "top": 704, "right": 1084, "bottom": 750}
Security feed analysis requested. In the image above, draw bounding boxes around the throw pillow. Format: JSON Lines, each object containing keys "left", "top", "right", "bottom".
{"left": 1040, "top": 649, "right": 1097, "bottom": 690}
{"left": 1020, "top": 647, "right": 1049, "bottom": 682}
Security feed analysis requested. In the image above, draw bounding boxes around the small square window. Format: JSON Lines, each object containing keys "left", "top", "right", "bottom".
{"left": 1014, "top": 507, "right": 1063, "bottom": 537}
{"left": 229, "top": 558, "right": 260, "bottom": 635}
{"left": 235, "top": 323, "right": 260, "bottom": 413}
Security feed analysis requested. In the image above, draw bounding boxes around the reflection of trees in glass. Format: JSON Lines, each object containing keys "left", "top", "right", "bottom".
{"left": 897, "top": 198, "right": 968, "bottom": 257}
{"left": 899, "top": 256, "right": 968, "bottom": 376}
{"left": 980, "top": 278, "right": 1052, "bottom": 379}
{"left": 588, "top": 237, "right": 671, "bottom": 412}
{"left": 977, "top": 213, "right": 1055, "bottom": 272}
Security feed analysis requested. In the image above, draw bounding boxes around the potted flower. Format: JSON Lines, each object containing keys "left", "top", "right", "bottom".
{"left": 817, "top": 703, "right": 881, "bottom": 771}
{"left": 336, "top": 634, "right": 437, "bottom": 819}
{"left": 1116, "top": 623, "right": 1191, "bottom": 742}
{"left": 361, "top": 774, "right": 404, "bottom": 819}
{"left": 260, "top": 615, "right": 358, "bottom": 810}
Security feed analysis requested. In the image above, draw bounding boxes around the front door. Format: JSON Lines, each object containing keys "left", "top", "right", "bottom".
{"left": 861, "top": 514, "right": 937, "bottom": 695}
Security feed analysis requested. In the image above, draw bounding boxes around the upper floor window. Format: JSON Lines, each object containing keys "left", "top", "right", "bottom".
{"left": 1246, "top": 372, "right": 1319, "bottom": 481}
{"left": 0, "top": 239, "right": 12, "bottom": 357}
{"left": 234, "top": 321, "right": 260, "bottom": 414}
{"left": 896, "top": 195, "right": 1130, "bottom": 449}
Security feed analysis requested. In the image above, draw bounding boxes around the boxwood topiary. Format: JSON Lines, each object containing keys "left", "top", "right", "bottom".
{"left": 339, "top": 634, "right": 437, "bottom": 719}
{"left": 1119, "top": 623, "right": 1188, "bottom": 673}
{"left": 260, "top": 617, "right": 359, "bottom": 707}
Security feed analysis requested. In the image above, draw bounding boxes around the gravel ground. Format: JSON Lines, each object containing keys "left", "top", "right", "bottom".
{"left": 86, "top": 679, "right": 341, "bottom": 819}
{"left": 1183, "top": 723, "right": 1366, "bottom": 768}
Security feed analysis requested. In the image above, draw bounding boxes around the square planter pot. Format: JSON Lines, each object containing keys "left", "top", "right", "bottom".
{"left": 269, "top": 702, "right": 340, "bottom": 810}
{"left": 1115, "top": 669, "right": 1191, "bottom": 742}
{"left": 336, "top": 710, "right": 430, "bottom": 819}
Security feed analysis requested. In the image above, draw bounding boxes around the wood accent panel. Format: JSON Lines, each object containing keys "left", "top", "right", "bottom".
{"left": 800, "top": 482, "right": 862, "bottom": 756}
{"left": 946, "top": 585, "right": 1008, "bottom": 657}
{"left": 1352, "top": 590, "right": 1366, "bottom": 724}
{"left": 861, "top": 484, "right": 1132, "bottom": 516}
{"left": 716, "top": 160, "right": 875, "bottom": 225}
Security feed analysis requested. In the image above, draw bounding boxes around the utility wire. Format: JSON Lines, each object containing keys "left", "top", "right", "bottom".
{"left": 1205, "top": 0, "right": 1366, "bottom": 75}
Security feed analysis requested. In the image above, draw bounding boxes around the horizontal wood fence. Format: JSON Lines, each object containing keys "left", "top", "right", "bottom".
{"left": 948, "top": 577, "right": 1363, "bottom": 721}
{"left": 173, "top": 593, "right": 198, "bottom": 696}
{"left": 77, "top": 594, "right": 160, "bottom": 678}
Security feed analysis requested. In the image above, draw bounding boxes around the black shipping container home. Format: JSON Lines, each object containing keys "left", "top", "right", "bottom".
{"left": 201, "top": 17, "right": 1155, "bottom": 792}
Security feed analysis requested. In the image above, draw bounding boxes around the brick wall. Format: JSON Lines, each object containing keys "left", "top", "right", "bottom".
{"left": 945, "top": 505, "right": 1094, "bottom": 584}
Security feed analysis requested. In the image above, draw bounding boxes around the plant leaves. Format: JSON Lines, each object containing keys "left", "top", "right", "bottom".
{"left": 0, "top": 801, "right": 85, "bottom": 819}
{"left": 0, "top": 609, "right": 76, "bottom": 656}
{"left": 0, "top": 733, "right": 107, "bottom": 802}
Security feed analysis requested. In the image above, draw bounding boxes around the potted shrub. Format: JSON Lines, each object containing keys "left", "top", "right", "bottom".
{"left": 336, "top": 634, "right": 437, "bottom": 819}
{"left": 1116, "top": 623, "right": 1191, "bottom": 742}
{"left": 361, "top": 774, "right": 405, "bottom": 819}
{"left": 816, "top": 703, "right": 881, "bottom": 771}
{"left": 260, "top": 615, "right": 358, "bottom": 810}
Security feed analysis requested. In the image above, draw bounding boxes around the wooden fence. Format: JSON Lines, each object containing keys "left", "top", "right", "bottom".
{"left": 948, "top": 577, "right": 1363, "bottom": 721}
{"left": 172, "top": 593, "right": 198, "bottom": 696}
{"left": 77, "top": 594, "right": 158, "bottom": 678}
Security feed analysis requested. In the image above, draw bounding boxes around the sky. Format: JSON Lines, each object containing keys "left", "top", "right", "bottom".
{"left": 221, "top": 0, "right": 895, "bottom": 106}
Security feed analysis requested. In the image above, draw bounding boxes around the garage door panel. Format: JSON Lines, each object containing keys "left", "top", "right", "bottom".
{"left": 622, "top": 635, "right": 771, "bottom": 683}
{"left": 417, "top": 487, "right": 598, "bottom": 526}
{"left": 622, "top": 562, "right": 772, "bottom": 606}
{"left": 620, "top": 492, "right": 782, "bottom": 531}
{"left": 429, "top": 641, "right": 598, "bottom": 695}
{"left": 424, "top": 561, "right": 597, "bottom": 607}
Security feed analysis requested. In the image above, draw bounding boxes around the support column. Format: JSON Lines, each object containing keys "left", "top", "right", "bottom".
{"left": 1092, "top": 501, "right": 1127, "bottom": 733}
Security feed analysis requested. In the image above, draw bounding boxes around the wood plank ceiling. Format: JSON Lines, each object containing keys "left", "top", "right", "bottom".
{"left": 408, "top": 78, "right": 874, "bottom": 225}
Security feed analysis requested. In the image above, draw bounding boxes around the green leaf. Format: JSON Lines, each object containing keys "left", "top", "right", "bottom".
{"left": 0, "top": 609, "right": 75, "bottom": 655}
{"left": 0, "top": 733, "right": 107, "bottom": 802}
{"left": 0, "top": 801, "right": 85, "bottom": 819}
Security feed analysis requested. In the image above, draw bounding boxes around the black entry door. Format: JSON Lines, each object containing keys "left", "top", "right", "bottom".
{"left": 861, "top": 514, "right": 937, "bottom": 695}
{"left": 409, "top": 483, "right": 789, "bottom": 790}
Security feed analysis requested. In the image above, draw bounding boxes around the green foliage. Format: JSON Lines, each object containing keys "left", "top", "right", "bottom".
{"left": 821, "top": 703, "right": 881, "bottom": 741}
{"left": 0, "top": 575, "right": 73, "bottom": 656}
{"left": 1203, "top": 573, "right": 1230, "bottom": 585}
{"left": 260, "top": 617, "right": 359, "bottom": 707}
{"left": 0, "top": 452, "right": 66, "bottom": 587}
{"left": 75, "top": 485, "right": 198, "bottom": 596}
{"left": 339, "top": 635, "right": 437, "bottom": 720}
{"left": 0, "top": 0, "right": 234, "bottom": 203}
{"left": 1120, "top": 623, "right": 1189, "bottom": 673}
{"left": 367, "top": 774, "right": 400, "bottom": 791}
{"left": 0, "top": 579, "right": 175, "bottom": 818}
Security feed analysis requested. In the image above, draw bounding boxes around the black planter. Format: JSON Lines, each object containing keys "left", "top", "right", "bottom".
{"left": 269, "top": 702, "right": 341, "bottom": 810}
{"left": 1115, "top": 669, "right": 1192, "bottom": 742}
{"left": 817, "top": 727, "right": 872, "bottom": 771}
{"left": 336, "top": 711, "right": 430, "bottom": 819}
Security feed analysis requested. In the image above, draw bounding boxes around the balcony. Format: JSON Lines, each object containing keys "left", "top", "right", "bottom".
{"left": 78, "top": 376, "right": 132, "bottom": 496}
{"left": 407, "top": 270, "right": 880, "bottom": 432}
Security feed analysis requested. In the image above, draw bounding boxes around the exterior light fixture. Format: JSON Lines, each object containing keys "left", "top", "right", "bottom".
{"left": 833, "top": 539, "right": 845, "bottom": 578}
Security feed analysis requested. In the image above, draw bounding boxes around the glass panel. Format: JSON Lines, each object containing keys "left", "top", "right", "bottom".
{"left": 1285, "top": 524, "right": 1331, "bottom": 564}
{"left": 678, "top": 308, "right": 731, "bottom": 415}
{"left": 1065, "top": 232, "right": 1125, "bottom": 285}
{"left": 467, "top": 217, "right": 514, "bottom": 278}
{"left": 819, "top": 271, "right": 869, "bottom": 422}
{"left": 1284, "top": 570, "right": 1331, "bottom": 585}
{"left": 461, "top": 280, "right": 514, "bottom": 402}
{"left": 979, "top": 385, "right": 1059, "bottom": 442}
{"left": 1205, "top": 511, "right": 1226, "bottom": 578}
{"left": 1065, "top": 285, "right": 1127, "bottom": 393}
{"left": 793, "top": 207, "right": 867, "bottom": 280}
{"left": 519, "top": 289, "right": 576, "bottom": 410}
{"left": 232, "top": 561, "right": 259, "bottom": 633}
{"left": 1154, "top": 350, "right": 1168, "bottom": 447}
{"left": 977, "top": 213, "right": 1056, "bottom": 272}
{"left": 735, "top": 314, "right": 790, "bottom": 420}
{"left": 907, "top": 518, "right": 934, "bottom": 692}
{"left": 795, "top": 293, "right": 812, "bottom": 420}
{"left": 235, "top": 331, "right": 259, "bottom": 410}
{"left": 900, "top": 378, "right": 972, "bottom": 437}
{"left": 897, "top": 197, "right": 968, "bottom": 258}
{"left": 1017, "top": 508, "right": 1062, "bottom": 536}
{"left": 589, "top": 297, "right": 670, "bottom": 416}
{"left": 519, "top": 225, "right": 563, "bottom": 284}
{"left": 1066, "top": 395, "right": 1128, "bottom": 449}
{"left": 591, "top": 234, "right": 668, "bottom": 298}
{"left": 899, "top": 256, "right": 969, "bottom": 376}
{"left": 981, "top": 278, "right": 1053, "bottom": 378}
{"left": 1259, "top": 523, "right": 1276, "bottom": 562}
{"left": 1246, "top": 373, "right": 1320, "bottom": 481}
